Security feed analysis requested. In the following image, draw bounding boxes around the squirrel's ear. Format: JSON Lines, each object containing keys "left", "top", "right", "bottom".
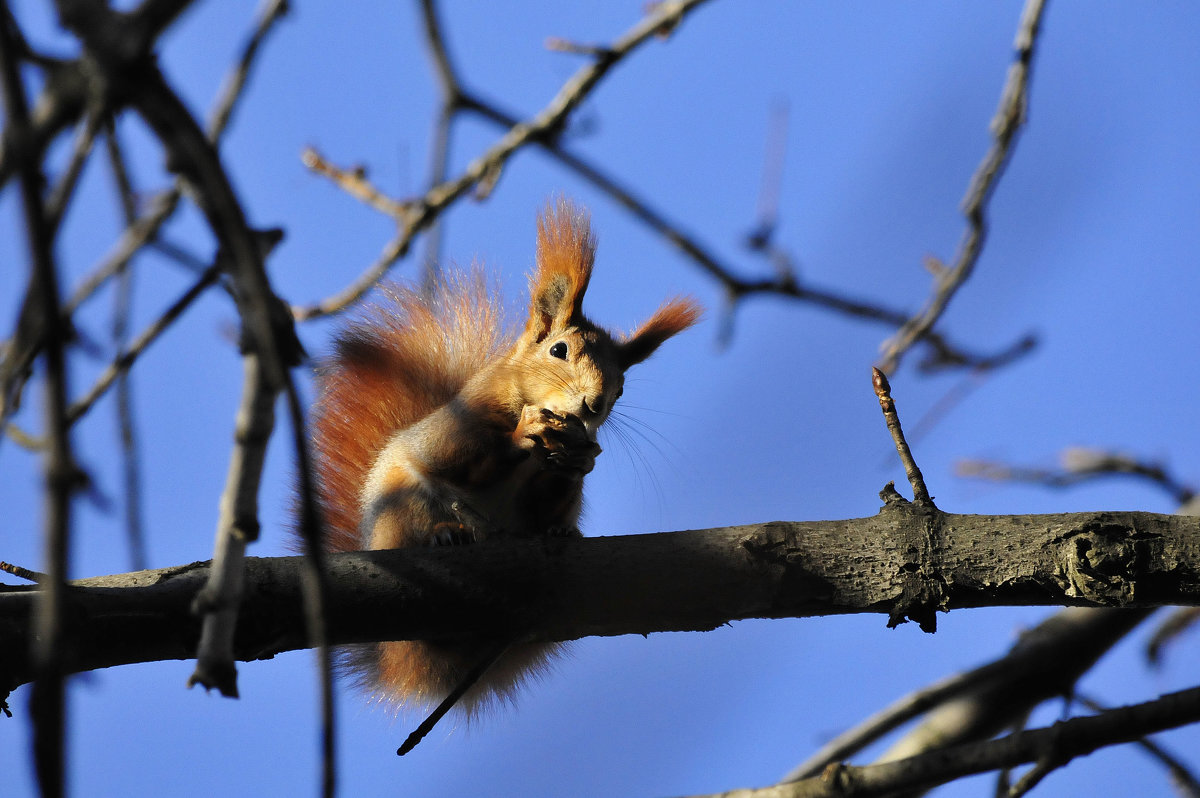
{"left": 618, "top": 297, "right": 702, "bottom": 369}
{"left": 527, "top": 200, "right": 596, "bottom": 341}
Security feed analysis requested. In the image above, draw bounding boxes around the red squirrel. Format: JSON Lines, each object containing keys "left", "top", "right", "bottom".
{"left": 307, "top": 199, "right": 700, "bottom": 718}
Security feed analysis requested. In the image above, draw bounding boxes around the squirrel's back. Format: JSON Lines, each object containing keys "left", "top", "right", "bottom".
{"left": 310, "top": 272, "right": 510, "bottom": 553}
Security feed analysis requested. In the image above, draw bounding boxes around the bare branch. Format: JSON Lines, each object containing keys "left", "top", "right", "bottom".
{"left": 299, "top": 0, "right": 1027, "bottom": 378}
{"left": 701, "top": 686, "right": 1200, "bottom": 798}
{"left": 1, "top": 0, "right": 287, "bottom": 438}
{"left": 42, "top": 6, "right": 331, "bottom": 791}
{"left": 468, "top": 91, "right": 1034, "bottom": 372}
{"left": 877, "top": 0, "right": 1048, "bottom": 374}
{"left": 784, "top": 608, "right": 1148, "bottom": 780}
{"left": 65, "top": 264, "right": 221, "bottom": 426}
{"left": 1075, "top": 693, "right": 1200, "bottom": 798}
{"left": 294, "top": 0, "right": 714, "bottom": 320}
{"left": 104, "top": 118, "right": 147, "bottom": 571}
{"left": 872, "top": 610, "right": 1147, "bottom": 769}
{"left": 959, "top": 447, "right": 1196, "bottom": 507}
{"left": 0, "top": 9, "right": 78, "bottom": 794}
{"left": 206, "top": 0, "right": 289, "bottom": 136}
{"left": 0, "top": 56, "right": 88, "bottom": 190}
{"left": 43, "top": 108, "right": 105, "bottom": 235}
{"left": 63, "top": 0, "right": 285, "bottom": 315}
{"left": 416, "top": 0, "right": 462, "bottom": 274}
{"left": 301, "top": 147, "right": 409, "bottom": 218}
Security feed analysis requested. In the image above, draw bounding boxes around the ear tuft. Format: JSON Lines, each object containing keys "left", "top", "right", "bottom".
{"left": 619, "top": 297, "right": 702, "bottom": 369}
{"left": 528, "top": 198, "right": 596, "bottom": 333}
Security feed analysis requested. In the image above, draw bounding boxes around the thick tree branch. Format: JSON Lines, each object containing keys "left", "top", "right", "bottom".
{"left": 784, "top": 607, "right": 1150, "bottom": 780}
{"left": 1, "top": 508, "right": 1198, "bottom": 697}
{"left": 699, "top": 685, "right": 1200, "bottom": 798}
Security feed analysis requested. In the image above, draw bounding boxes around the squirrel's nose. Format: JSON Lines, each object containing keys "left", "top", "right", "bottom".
{"left": 581, "top": 395, "right": 606, "bottom": 418}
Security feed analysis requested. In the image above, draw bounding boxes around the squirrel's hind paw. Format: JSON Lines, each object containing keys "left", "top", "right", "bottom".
{"left": 427, "top": 522, "right": 480, "bottom": 547}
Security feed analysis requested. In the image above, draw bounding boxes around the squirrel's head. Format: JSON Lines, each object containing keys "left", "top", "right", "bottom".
{"left": 514, "top": 199, "right": 701, "bottom": 438}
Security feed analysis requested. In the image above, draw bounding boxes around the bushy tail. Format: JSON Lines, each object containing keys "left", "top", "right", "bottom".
{"left": 307, "top": 271, "right": 511, "bottom": 553}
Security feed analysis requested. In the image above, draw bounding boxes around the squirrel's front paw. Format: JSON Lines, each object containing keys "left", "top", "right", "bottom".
{"left": 517, "top": 406, "right": 601, "bottom": 475}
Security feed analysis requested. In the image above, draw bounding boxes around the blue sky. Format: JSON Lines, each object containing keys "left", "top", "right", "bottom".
{"left": 2, "top": 1, "right": 1199, "bottom": 796}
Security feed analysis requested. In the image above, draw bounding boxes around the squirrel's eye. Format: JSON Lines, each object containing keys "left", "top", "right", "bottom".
{"left": 549, "top": 341, "right": 568, "bottom": 360}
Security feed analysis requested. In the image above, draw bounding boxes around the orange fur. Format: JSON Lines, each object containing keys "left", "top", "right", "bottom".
{"left": 309, "top": 273, "right": 506, "bottom": 553}
{"left": 305, "top": 200, "right": 701, "bottom": 714}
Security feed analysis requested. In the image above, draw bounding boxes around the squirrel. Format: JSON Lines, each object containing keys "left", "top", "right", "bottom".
{"left": 306, "top": 199, "right": 700, "bottom": 723}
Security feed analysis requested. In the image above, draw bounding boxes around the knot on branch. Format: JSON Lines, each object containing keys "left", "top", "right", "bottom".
{"left": 879, "top": 495, "right": 949, "bottom": 633}
{"left": 1059, "top": 518, "right": 1148, "bottom": 605}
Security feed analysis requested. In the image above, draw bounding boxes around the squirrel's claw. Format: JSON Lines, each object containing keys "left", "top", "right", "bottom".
{"left": 427, "top": 522, "right": 479, "bottom": 546}
{"left": 518, "top": 407, "right": 600, "bottom": 475}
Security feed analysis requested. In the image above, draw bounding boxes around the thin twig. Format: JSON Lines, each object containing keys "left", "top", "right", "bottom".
{"left": 416, "top": 0, "right": 461, "bottom": 279}
{"left": 786, "top": 660, "right": 1008, "bottom": 780}
{"left": 877, "top": 0, "right": 1048, "bottom": 374}
{"left": 104, "top": 121, "right": 148, "bottom": 571}
{"left": 289, "top": 400, "right": 336, "bottom": 798}
{"left": 871, "top": 367, "right": 931, "bottom": 505}
{"left": 397, "top": 642, "right": 509, "bottom": 756}
{"left": 747, "top": 97, "right": 789, "bottom": 249}
{"left": 301, "top": 147, "right": 410, "bottom": 217}
{"left": 114, "top": 269, "right": 147, "bottom": 575}
{"left": 281, "top": 347, "right": 337, "bottom": 796}
{"left": 993, "top": 711, "right": 1033, "bottom": 798}
{"left": 0, "top": 561, "right": 48, "bottom": 583}
{"left": 44, "top": 106, "right": 105, "bottom": 235}
{"left": 1006, "top": 758, "right": 1054, "bottom": 798}
{"left": 740, "top": 227, "right": 1036, "bottom": 369}
{"left": 206, "top": 0, "right": 288, "bottom": 136}
{"left": 545, "top": 36, "right": 615, "bottom": 60}
{"left": 64, "top": 188, "right": 183, "bottom": 313}
{"left": 66, "top": 265, "right": 221, "bottom": 426}
{"left": 2, "top": 420, "right": 41, "bottom": 449}
{"left": 958, "top": 448, "right": 1196, "bottom": 506}
{"left": 292, "top": 233, "right": 408, "bottom": 321}
{"left": 1147, "top": 607, "right": 1200, "bottom": 667}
